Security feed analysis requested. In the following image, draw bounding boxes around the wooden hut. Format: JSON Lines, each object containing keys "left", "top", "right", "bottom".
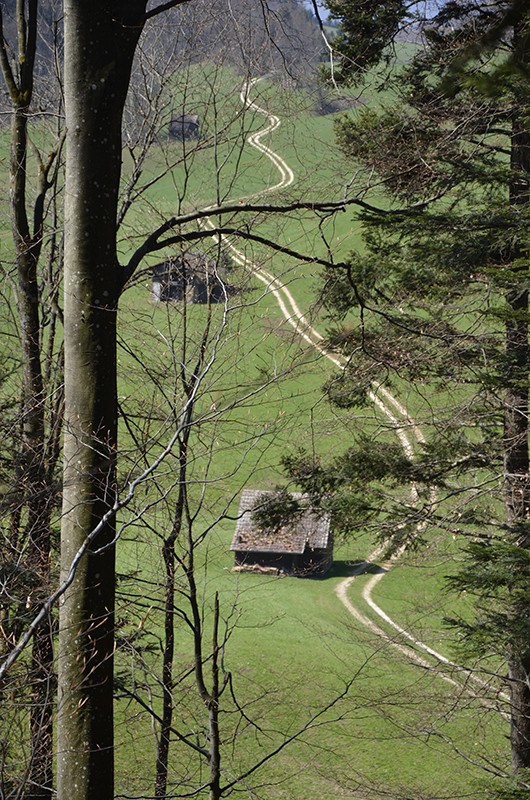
{"left": 169, "top": 113, "right": 200, "bottom": 140}
{"left": 230, "top": 489, "right": 333, "bottom": 576}
{"left": 151, "top": 252, "right": 231, "bottom": 304}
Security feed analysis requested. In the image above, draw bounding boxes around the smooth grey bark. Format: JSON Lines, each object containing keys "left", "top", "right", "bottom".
{"left": 58, "top": 3, "right": 191, "bottom": 797}
{"left": 57, "top": 4, "right": 144, "bottom": 799}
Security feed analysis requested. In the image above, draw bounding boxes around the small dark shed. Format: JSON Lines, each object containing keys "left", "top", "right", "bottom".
{"left": 169, "top": 113, "right": 200, "bottom": 140}
{"left": 152, "top": 252, "right": 231, "bottom": 304}
{"left": 230, "top": 489, "right": 333, "bottom": 577}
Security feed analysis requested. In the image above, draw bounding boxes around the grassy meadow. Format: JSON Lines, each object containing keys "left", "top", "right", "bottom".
{"left": 107, "top": 66, "right": 508, "bottom": 797}
{"left": 0, "top": 58, "right": 507, "bottom": 797}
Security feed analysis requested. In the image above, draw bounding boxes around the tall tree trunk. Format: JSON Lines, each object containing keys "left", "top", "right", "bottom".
{"left": 155, "top": 502, "right": 181, "bottom": 799}
{"left": 155, "top": 301, "right": 211, "bottom": 797}
{"left": 504, "top": 266, "right": 530, "bottom": 771}
{"left": 2, "top": 2, "right": 55, "bottom": 795}
{"left": 14, "top": 98, "right": 55, "bottom": 800}
{"left": 505, "top": 18, "right": 530, "bottom": 773}
{"left": 208, "top": 593, "right": 222, "bottom": 800}
{"left": 13, "top": 96, "right": 54, "bottom": 800}
{"left": 57, "top": 4, "right": 145, "bottom": 799}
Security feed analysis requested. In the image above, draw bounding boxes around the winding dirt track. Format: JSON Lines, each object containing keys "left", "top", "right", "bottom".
{"left": 205, "top": 79, "right": 504, "bottom": 700}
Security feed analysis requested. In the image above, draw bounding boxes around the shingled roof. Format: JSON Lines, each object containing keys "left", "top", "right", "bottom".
{"left": 230, "top": 489, "right": 331, "bottom": 555}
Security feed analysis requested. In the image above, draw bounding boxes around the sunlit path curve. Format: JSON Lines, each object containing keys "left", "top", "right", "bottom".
{"left": 242, "top": 78, "right": 295, "bottom": 192}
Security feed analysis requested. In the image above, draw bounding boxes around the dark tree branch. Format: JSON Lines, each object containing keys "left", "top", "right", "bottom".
{"left": 144, "top": 0, "right": 191, "bottom": 21}
{"left": 123, "top": 193, "right": 443, "bottom": 286}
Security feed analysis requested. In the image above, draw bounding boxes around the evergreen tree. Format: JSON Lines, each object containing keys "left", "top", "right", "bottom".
{"left": 290, "top": 0, "right": 530, "bottom": 788}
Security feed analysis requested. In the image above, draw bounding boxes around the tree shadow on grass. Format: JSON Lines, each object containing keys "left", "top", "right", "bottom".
{"left": 328, "top": 559, "right": 387, "bottom": 579}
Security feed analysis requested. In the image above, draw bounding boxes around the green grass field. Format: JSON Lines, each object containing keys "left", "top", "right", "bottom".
{"left": 106, "top": 66, "right": 509, "bottom": 797}
{"left": 0, "top": 57, "right": 507, "bottom": 798}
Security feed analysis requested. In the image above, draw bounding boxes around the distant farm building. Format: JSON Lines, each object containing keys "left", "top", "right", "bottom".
{"left": 231, "top": 489, "right": 333, "bottom": 577}
{"left": 152, "top": 251, "right": 235, "bottom": 304}
{"left": 169, "top": 113, "right": 200, "bottom": 140}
